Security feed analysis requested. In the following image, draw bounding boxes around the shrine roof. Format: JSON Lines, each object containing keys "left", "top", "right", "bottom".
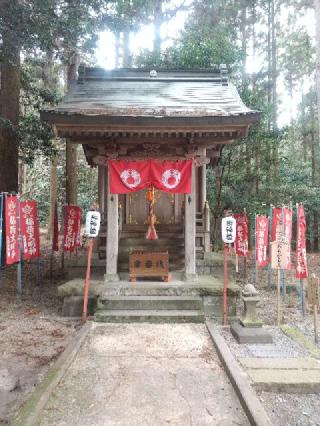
{"left": 42, "top": 65, "right": 260, "bottom": 125}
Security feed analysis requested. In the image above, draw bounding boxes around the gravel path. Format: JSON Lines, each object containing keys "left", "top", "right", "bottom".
{"left": 38, "top": 324, "right": 249, "bottom": 426}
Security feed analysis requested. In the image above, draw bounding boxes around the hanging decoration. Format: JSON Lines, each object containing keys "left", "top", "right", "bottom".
{"left": 145, "top": 186, "right": 158, "bottom": 240}
{"left": 109, "top": 159, "right": 192, "bottom": 194}
{"left": 63, "top": 205, "right": 82, "bottom": 252}
{"left": 20, "top": 200, "right": 40, "bottom": 260}
{"left": 296, "top": 204, "right": 308, "bottom": 279}
{"left": 256, "top": 215, "right": 269, "bottom": 268}
{"left": 234, "top": 213, "right": 248, "bottom": 257}
{"left": 5, "top": 195, "right": 20, "bottom": 265}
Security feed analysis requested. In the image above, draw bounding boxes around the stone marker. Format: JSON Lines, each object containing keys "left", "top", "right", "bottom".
{"left": 231, "top": 284, "right": 273, "bottom": 344}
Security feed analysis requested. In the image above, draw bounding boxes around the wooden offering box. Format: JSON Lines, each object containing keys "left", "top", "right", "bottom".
{"left": 129, "top": 250, "right": 169, "bottom": 282}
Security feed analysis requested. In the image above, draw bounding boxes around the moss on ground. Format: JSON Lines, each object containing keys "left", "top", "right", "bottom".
{"left": 281, "top": 325, "right": 320, "bottom": 360}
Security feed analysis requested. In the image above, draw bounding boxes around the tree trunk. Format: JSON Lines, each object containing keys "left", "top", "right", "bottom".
{"left": 0, "top": 23, "right": 20, "bottom": 193}
{"left": 240, "top": 0, "right": 248, "bottom": 89}
{"left": 153, "top": 0, "right": 162, "bottom": 57}
{"left": 313, "top": 0, "right": 320, "bottom": 186}
{"left": 123, "top": 31, "right": 131, "bottom": 67}
{"left": 65, "top": 52, "right": 80, "bottom": 205}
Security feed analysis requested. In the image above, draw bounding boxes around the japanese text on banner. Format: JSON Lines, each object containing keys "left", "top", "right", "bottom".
{"left": 5, "top": 195, "right": 19, "bottom": 265}
{"left": 296, "top": 205, "right": 308, "bottom": 279}
{"left": 20, "top": 200, "right": 40, "bottom": 260}
{"left": 256, "top": 215, "right": 269, "bottom": 267}
{"left": 63, "top": 206, "right": 82, "bottom": 252}
{"left": 234, "top": 213, "right": 248, "bottom": 257}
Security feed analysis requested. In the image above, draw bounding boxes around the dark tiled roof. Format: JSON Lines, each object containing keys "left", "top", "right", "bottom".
{"left": 43, "top": 65, "right": 259, "bottom": 119}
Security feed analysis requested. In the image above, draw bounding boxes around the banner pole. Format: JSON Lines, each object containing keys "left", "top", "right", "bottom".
{"left": 82, "top": 238, "right": 94, "bottom": 323}
{"left": 223, "top": 243, "right": 228, "bottom": 325}
{"left": 254, "top": 214, "right": 257, "bottom": 287}
{"left": 268, "top": 205, "right": 273, "bottom": 287}
{"left": 277, "top": 268, "right": 281, "bottom": 326}
{"left": 0, "top": 193, "right": 3, "bottom": 270}
{"left": 314, "top": 304, "right": 318, "bottom": 344}
{"left": 281, "top": 206, "right": 285, "bottom": 301}
{"left": 17, "top": 194, "right": 23, "bottom": 295}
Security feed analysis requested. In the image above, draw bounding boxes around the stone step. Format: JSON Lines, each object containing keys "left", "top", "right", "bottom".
{"left": 97, "top": 295, "right": 203, "bottom": 311}
{"left": 94, "top": 309, "right": 205, "bottom": 323}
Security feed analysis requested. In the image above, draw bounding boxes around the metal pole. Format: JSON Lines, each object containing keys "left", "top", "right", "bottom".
{"left": 82, "top": 238, "right": 94, "bottom": 323}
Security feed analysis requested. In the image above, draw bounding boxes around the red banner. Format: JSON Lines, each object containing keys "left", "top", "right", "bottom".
{"left": 151, "top": 160, "right": 192, "bottom": 193}
{"left": 53, "top": 202, "right": 59, "bottom": 251}
{"left": 20, "top": 200, "right": 40, "bottom": 260}
{"left": 5, "top": 195, "right": 19, "bottom": 265}
{"left": 234, "top": 213, "right": 248, "bottom": 257}
{"left": 109, "top": 159, "right": 192, "bottom": 194}
{"left": 271, "top": 207, "right": 292, "bottom": 268}
{"left": 296, "top": 205, "right": 308, "bottom": 279}
{"left": 63, "top": 206, "right": 82, "bottom": 252}
{"left": 256, "top": 215, "right": 269, "bottom": 267}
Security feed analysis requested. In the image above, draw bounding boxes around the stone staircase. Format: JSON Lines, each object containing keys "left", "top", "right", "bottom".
{"left": 98, "top": 224, "right": 185, "bottom": 272}
{"left": 94, "top": 295, "right": 205, "bottom": 323}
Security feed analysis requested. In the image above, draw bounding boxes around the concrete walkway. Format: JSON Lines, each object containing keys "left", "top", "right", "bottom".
{"left": 37, "top": 324, "right": 248, "bottom": 426}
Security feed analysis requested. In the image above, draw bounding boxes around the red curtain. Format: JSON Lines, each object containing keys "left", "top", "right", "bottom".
{"left": 109, "top": 159, "right": 192, "bottom": 194}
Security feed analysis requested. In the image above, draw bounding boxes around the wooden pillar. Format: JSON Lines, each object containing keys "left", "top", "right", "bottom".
{"left": 65, "top": 141, "right": 77, "bottom": 205}
{"left": 201, "top": 165, "right": 207, "bottom": 206}
{"left": 105, "top": 166, "right": 119, "bottom": 282}
{"left": 184, "top": 165, "right": 198, "bottom": 281}
{"left": 98, "top": 165, "right": 106, "bottom": 215}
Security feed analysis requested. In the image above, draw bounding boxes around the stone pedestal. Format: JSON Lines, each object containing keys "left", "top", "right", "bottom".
{"left": 231, "top": 285, "right": 272, "bottom": 344}
{"left": 240, "top": 296, "right": 263, "bottom": 328}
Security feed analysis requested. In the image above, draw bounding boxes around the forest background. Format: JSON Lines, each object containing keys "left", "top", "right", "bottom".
{"left": 0, "top": 0, "right": 319, "bottom": 249}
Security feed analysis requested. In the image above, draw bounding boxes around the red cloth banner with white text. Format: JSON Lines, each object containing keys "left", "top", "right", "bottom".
{"left": 20, "top": 200, "right": 40, "bottom": 260}
{"left": 256, "top": 215, "right": 269, "bottom": 267}
{"left": 271, "top": 207, "right": 292, "bottom": 269}
{"left": 234, "top": 213, "right": 248, "bottom": 257}
{"left": 296, "top": 205, "right": 308, "bottom": 279}
{"left": 109, "top": 159, "right": 192, "bottom": 194}
{"left": 5, "top": 195, "right": 19, "bottom": 265}
{"left": 63, "top": 205, "right": 82, "bottom": 252}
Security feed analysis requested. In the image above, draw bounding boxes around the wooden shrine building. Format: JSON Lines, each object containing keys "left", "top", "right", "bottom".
{"left": 42, "top": 65, "right": 259, "bottom": 282}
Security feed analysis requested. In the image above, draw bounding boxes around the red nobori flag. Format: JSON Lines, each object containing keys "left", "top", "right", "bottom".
{"left": 271, "top": 207, "right": 292, "bottom": 268}
{"left": 109, "top": 160, "right": 151, "bottom": 194}
{"left": 63, "top": 205, "right": 82, "bottom": 252}
{"left": 151, "top": 160, "right": 192, "bottom": 193}
{"left": 53, "top": 202, "right": 59, "bottom": 251}
{"left": 5, "top": 195, "right": 19, "bottom": 265}
{"left": 234, "top": 213, "right": 248, "bottom": 257}
{"left": 296, "top": 205, "right": 308, "bottom": 279}
{"left": 256, "top": 215, "right": 269, "bottom": 267}
{"left": 20, "top": 200, "right": 40, "bottom": 260}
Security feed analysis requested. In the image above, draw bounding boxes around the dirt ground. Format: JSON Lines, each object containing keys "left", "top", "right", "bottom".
{"left": 0, "top": 239, "right": 80, "bottom": 425}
